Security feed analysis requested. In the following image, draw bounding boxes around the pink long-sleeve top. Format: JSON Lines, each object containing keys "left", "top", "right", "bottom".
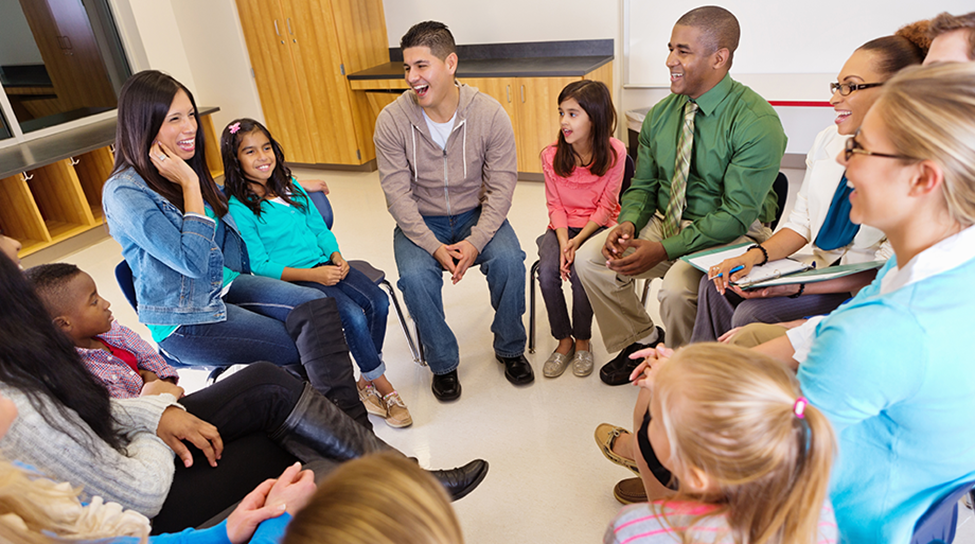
{"left": 543, "top": 137, "right": 625, "bottom": 231}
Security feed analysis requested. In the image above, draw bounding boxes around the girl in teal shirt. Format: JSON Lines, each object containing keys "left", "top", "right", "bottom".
{"left": 223, "top": 119, "right": 410, "bottom": 429}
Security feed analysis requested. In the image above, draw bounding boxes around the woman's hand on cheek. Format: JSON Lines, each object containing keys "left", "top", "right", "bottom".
{"left": 149, "top": 141, "right": 198, "bottom": 191}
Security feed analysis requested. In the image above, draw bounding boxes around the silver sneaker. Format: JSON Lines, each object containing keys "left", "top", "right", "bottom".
{"left": 572, "top": 350, "right": 594, "bottom": 377}
{"left": 543, "top": 347, "right": 574, "bottom": 378}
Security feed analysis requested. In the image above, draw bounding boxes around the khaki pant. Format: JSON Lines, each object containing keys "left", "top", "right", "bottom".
{"left": 728, "top": 323, "right": 790, "bottom": 348}
{"left": 576, "top": 215, "right": 770, "bottom": 351}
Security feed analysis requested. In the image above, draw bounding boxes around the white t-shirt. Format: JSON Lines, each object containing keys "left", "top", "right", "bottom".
{"left": 422, "top": 109, "right": 457, "bottom": 150}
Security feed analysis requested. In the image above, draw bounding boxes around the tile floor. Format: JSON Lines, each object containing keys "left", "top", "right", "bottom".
{"left": 50, "top": 166, "right": 974, "bottom": 543}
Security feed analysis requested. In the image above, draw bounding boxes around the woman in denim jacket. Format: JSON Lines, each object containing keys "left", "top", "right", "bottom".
{"left": 102, "top": 70, "right": 367, "bottom": 426}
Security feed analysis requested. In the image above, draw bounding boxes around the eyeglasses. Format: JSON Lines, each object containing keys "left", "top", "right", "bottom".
{"left": 830, "top": 82, "right": 884, "bottom": 96}
{"left": 844, "top": 134, "right": 915, "bottom": 162}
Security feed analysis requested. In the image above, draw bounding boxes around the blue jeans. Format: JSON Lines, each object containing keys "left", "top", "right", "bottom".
{"left": 295, "top": 266, "right": 390, "bottom": 380}
{"left": 393, "top": 207, "right": 527, "bottom": 375}
{"left": 158, "top": 274, "right": 325, "bottom": 367}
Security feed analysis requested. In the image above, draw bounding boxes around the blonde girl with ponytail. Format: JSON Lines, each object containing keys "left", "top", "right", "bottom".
{"left": 605, "top": 343, "right": 837, "bottom": 544}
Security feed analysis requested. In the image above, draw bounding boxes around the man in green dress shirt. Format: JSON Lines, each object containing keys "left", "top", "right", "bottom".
{"left": 577, "top": 6, "right": 787, "bottom": 385}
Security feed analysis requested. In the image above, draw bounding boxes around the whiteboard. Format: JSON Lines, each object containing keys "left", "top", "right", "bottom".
{"left": 625, "top": 0, "right": 973, "bottom": 99}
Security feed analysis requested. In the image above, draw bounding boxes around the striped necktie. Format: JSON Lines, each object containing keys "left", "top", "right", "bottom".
{"left": 662, "top": 100, "right": 699, "bottom": 239}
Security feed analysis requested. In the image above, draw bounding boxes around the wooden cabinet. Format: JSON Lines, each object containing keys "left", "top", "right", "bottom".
{"left": 235, "top": 0, "right": 388, "bottom": 165}
{"left": 461, "top": 62, "right": 613, "bottom": 173}
{"left": 0, "top": 114, "right": 222, "bottom": 258}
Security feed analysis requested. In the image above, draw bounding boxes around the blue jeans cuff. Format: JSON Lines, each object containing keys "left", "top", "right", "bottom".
{"left": 495, "top": 350, "right": 525, "bottom": 359}
{"left": 361, "top": 360, "right": 387, "bottom": 381}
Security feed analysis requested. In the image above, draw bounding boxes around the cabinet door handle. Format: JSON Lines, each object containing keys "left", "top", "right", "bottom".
{"left": 521, "top": 85, "right": 525, "bottom": 103}
{"left": 69, "top": 157, "right": 80, "bottom": 166}
{"left": 506, "top": 85, "right": 511, "bottom": 103}
{"left": 287, "top": 18, "right": 293, "bottom": 35}
{"left": 273, "top": 20, "right": 280, "bottom": 36}
{"left": 21, "top": 172, "right": 33, "bottom": 182}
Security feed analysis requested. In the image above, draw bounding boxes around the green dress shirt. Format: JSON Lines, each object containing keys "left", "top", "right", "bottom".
{"left": 619, "top": 74, "right": 787, "bottom": 259}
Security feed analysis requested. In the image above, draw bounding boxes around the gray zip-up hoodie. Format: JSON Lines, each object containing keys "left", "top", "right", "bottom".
{"left": 375, "top": 83, "right": 517, "bottom": 254}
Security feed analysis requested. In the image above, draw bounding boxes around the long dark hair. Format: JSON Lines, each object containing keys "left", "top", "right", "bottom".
{"left": 0, "top": 253, "right": 124, "bottom": 452}
{"left": 551, "top": 80, "right": 618, "bottom": 178}
{"left": 221, "top": 118, "right": 305, "bottom": 217}
{"left": 113, "top": 70, "right": 228, "bottom": 217}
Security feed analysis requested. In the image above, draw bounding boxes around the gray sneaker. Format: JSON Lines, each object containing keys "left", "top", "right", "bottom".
{"left": 572, "top": 350, "right": 594, "bottom": 377}
{"left": 543, "top": 347, "right": 573, "bottom": 378}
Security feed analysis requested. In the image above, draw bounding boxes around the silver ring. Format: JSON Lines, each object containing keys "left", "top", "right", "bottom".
{"left": 158, "top": 154, "right": 167, "bottom": 161}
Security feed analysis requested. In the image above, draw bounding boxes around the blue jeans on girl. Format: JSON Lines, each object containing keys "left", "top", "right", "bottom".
{"left": 295, "top": 265, "right": 390, "bottom": 380}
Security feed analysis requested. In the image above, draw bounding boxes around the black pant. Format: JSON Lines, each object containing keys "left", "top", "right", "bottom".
{"left": 150, "top": 363, "right": 304, "bottom": 534}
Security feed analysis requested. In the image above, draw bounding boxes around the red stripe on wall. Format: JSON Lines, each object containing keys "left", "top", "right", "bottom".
{"left": 768, "top": 101, "right": 832, "bottom": 107}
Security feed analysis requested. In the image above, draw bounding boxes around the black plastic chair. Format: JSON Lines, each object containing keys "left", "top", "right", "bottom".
{"left": 911, "top": 480, "right": 975, "bottom": 544}
{"left": 527, "top": 154, "right": 635, "bottom": 353}
{"left": 770, "top": 171, "right": 790, "bottom": 231}
{"left": 306, "top": 191, "right": 424, "bottom": 366}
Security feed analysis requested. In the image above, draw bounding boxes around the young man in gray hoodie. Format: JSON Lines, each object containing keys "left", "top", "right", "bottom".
{"left": 374, "top": 21, "right": 532, "bottom": 401}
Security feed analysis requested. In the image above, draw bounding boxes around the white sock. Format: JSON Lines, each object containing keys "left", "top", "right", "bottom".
{"left": 636, "top": 328, "right": 660, "bottom": 346}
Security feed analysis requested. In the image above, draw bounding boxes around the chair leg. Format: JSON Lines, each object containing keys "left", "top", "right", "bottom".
{"left": 528, "top": 260, "right": 540, "bottom": 354}
{"left": 381, "top": 279, "right": 425, "bottom": 366}
{"left": 415, "top": 323, "right": 425, "bottom": 365}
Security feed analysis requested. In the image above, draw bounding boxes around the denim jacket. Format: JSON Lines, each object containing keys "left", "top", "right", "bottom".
{"left": 102, "top": 168, "right": 250, "bottom": 326}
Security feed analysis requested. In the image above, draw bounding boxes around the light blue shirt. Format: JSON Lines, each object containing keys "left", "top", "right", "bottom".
{"left": 797, "top": 226, "right": 975, "bottom": 543}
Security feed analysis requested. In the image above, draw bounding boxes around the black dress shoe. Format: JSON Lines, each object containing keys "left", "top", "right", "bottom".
{"left": 432, "top": 370, "right": 461, "bottom": 401}
{"left": 496, "top": 354, "right": 535, "bottom": 385}
{"left": 599, "top": 327, "right": 665, "bottom": 386}
{"left": 429, "top": 459, "right": 489, "bottom": 501}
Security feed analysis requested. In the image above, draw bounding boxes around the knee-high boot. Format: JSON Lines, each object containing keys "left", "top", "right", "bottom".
{"left": 270, "top": 383, "right": 392, "bottom": 462}
{"left": 270, "top": 385, "right": 490, "bottom": 502}
{"left": 285, "top": 297, "right": 371, "bottom": 429}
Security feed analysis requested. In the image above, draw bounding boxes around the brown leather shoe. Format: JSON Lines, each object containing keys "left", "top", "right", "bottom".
{"left": 614, "top": 477, "right": 648, "bottom": 505}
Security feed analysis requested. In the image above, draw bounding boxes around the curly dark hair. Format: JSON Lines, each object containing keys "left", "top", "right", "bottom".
{"left": 220, "top": 118, "right": 306, "bottom": 217}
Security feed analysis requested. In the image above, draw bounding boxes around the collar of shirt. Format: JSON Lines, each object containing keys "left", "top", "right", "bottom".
{"left": 681, "top": 73, "right": 733, "bottom": 117}
{"left": 880, "top": 224, "right": 975, "bottom": 294}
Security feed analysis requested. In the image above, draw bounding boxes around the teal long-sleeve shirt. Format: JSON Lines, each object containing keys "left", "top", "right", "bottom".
{"left": 620, "top": 74, "right": 787, "bottom": 259}
{"left": 228, "top": 184, "right": 340, "bottom": 280}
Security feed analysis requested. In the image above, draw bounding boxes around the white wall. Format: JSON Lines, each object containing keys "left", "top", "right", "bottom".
{"left": 0, "top": 3, "right": 44, "bottom": 66}
{"left": 108, "top": 0, "right": 262, "bottom": 133}
{"left": 383, "top": 1, "right": 619, "bottom": 46}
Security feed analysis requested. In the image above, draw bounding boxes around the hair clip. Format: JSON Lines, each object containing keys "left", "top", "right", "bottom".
{"left": 793, "top": 397, "right": 808, "bottom": 419}
{"left": 229, "top": 122, "right": 241, "bottom": 134}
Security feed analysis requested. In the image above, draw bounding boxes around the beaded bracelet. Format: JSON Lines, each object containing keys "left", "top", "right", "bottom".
{"left": 748, "top": 244, "right": 769, "bottom": 266}
{"left": 789, "top": 283, "right": 805, "bottom": 298}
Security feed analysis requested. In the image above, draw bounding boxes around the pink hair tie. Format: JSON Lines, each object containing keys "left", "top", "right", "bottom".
{"left": 229, "top": 122, "right": 241, "bottom": 134}
{"left": 793, "top": 397, "right": 808, "bottom": 419}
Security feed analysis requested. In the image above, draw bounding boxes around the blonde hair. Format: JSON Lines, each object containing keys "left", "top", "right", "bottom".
{"left": 283, "top": 453, "right": 464, "bottom": 544}
{"left": 654, "top": 344, "right": 835, "bottom": 544}
{"left": 0, "top": 459, "right": 149, "bottom": 543}
{"left": 876, "top": 62, "right": 975, "bottom": 227}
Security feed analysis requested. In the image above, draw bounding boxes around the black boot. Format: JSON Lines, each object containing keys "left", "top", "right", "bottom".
{"left": 270, "top": 383, "right": 392, "bottom": 462}
{"left": 285, "top": 297, "right": 371, "bottom": 429}
{"left": 429, "top": 459, "right": 490, "bottom": 501}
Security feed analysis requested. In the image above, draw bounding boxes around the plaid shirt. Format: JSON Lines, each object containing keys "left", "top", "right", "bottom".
{"left": 76, "top": 320, "right": 179, "bottom": 399}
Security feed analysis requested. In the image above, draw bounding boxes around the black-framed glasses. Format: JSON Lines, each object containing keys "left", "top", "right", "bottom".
{"left": 844, "top": 134, "right": 915, "bottom": 162}
{"left": 830, "top": 82, "right": 884, "bottom": 96}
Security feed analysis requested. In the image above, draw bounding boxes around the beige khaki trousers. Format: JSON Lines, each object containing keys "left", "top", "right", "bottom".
{"left": 576, "top": 215, "right": 770, "bottom": 351}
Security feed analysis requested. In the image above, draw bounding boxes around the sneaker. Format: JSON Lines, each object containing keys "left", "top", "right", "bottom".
{"left": 358, "top": 383, "right": 386, "bottom": 417}
{"left": 543, "top": 346, "right": 573, "bottom": 378}
{"left": 571, "top": 350, "right": 594, "bottom": 377}
{"left": 382, "top": 391, "right": 413, "bottom": 428}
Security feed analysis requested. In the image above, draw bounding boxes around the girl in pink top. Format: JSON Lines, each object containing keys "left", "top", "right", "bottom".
{"left": 537, "top": 80, "right": 624, "bottom": 379}
{"left": 604, "top": 343, "right": 837, "bottom": 544}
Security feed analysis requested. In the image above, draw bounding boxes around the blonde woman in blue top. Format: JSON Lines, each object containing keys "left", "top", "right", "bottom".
{"left": 223, "top": 119, "right": 410, "bottom": 428}
{"left": 755, "top": 63, "right": 975, "bottom": 542}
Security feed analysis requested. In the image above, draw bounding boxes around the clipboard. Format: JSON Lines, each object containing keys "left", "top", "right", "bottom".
{"left": 681, "top": 243, "right": 812, "bottom": 288}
